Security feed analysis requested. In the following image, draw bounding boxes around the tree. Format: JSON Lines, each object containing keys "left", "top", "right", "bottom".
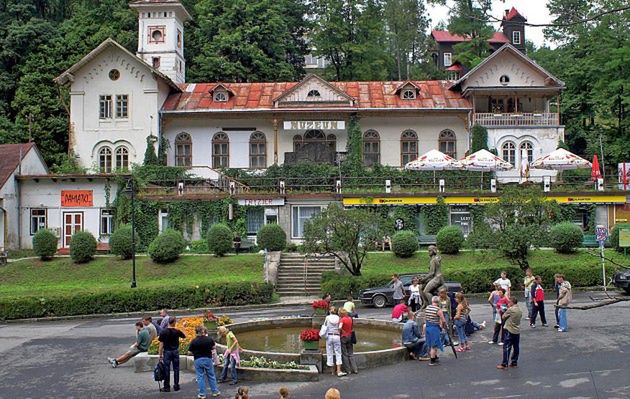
{"left": 303, "top": 204, "right": 385, "bottom": 276}
{"left": 342, "top": 114, "right": 362, "bottom": 173}
{"left": 143, "top": 135, "right": 158, "bottom": 166}
{"left": 470, "top": 124, "right": 489, "bottom": 153}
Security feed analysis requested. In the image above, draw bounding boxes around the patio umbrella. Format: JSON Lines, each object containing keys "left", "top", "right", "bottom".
{"left": 405, "top": 149, "right": 463, "bottom": 184}
{"left": 531, "top": 148, "right": 592, "bottom": 171}
{"left": 460, "top": 149, "right": 513, "bottom": 189}
{"left": 591, "top": 154, "right": 602, "bottom": 181}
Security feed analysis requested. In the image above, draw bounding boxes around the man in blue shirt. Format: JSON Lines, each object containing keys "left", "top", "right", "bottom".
{"left": 402, "top": 312, "right": 428, "bottom": 360}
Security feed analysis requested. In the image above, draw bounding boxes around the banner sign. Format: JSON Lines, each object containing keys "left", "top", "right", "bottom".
{"left": 343, "top": 195, "right": 627, "bottom": 207}
{"left": 283, "top": 121, "right": 345, "bottom": 130}
{"left": 618, "top": 163, "right": 630, "bottom": 190}
{"left": 237, "top": 198, "right": 285, "bottom": 206}
{"left": 619, "top": 229, "right": 630, "bottom": 248}
{"left": 61, "top": 190, "right": 93, "bottom": 207}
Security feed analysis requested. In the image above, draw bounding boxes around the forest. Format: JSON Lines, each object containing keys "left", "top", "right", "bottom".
{"left": 0, "top": 0, "right": 627, "bottom": 172}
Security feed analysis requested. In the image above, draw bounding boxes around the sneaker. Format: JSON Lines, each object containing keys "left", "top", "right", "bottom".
{"left": 542, "top": 323, "right": 548, "bottom": 327}
{"left": 174, "top": 385, "right": 180, "bottom": 392}
{"left": 197, "top": 395, "right": 207, "bottom": 399}
{"left": 418, "top": 356, "right": 431, "bottom": 361}
{"left": 554, "top": 324, "right": 560, "bottom": 329}
{"left": 557, "top": 329, "right": 566, "bottom": 332}
{"left": 488, "top": 340, "right": 496, "bottom": 345}
{"left": 160, "top": 387, "right": 171, "bottom": 392}
{"left": 496, "top": 364, "right": 507, "bottom": 370}
{"left": 452, "top": 341, "right": 459, "bottom": 346}
{"left": 211, "top": 393, "right": 221, "bottom": 397}
{"left": 498, "top": 342, "right": 504, "bottom": 346}
{"left": 480, "top": 321, "right": 487, "bottom": 329}
{"left": 530, "top": 324, "right": 536, "bottom": 328}
{"left": 109, "top": 358, "right": 118, "bottom": 368}
{"left": 428, "top": 360, "right": 439, "bottom": 366}
{"left": 337, "top": 372, "right": 348, "bottom": 377}
{"left": 229, "top": 381, "right": 238, "bottom": 386}
{"left": 509, "top": 363, "right": 518, "bottom": 368}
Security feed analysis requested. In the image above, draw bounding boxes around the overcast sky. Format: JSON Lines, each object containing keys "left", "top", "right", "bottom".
{"left": 427, "top": 1, "right": 555, "bottom": 48}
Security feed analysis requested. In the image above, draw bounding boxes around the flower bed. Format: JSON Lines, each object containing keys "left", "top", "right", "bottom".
{"left": 241, "top": 356, "right": 307, "bottom": 370}
{"left": 148, "top": 316, "right": 205, "bottom": 354}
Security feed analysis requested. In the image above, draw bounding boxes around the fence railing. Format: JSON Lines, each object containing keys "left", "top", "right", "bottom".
{"left": 473, "top": 112, "right": 560, "bottom": 127}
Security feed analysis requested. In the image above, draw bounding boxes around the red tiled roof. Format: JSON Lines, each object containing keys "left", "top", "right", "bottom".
{"left": 431, "top": 30, "right": 510, "bottom": 44}
{"left": 503, "top": 7, "right": 525, "bottom": 21}
{"left": 446, "top": 64, "right": 463, "bottom": 72}
{"left": 0, "top": 143, "right": 34, "bottom": 188}
{"left": 162, "top": 81, "right": 470, "bottom": 112}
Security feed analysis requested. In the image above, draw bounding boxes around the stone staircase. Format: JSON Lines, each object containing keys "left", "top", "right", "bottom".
{"left": 275, "top": 253, "right": 336, "bottom": 296}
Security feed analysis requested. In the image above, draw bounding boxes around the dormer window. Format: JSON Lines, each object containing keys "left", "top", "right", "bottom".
{"left": 401, "top": 89, "right": 416, "bottom": 100}
{"left": 307, "top": 89, "right": 321, "bottom": 98}
{"left": 213, "top": 90, "right": 228, "bottom": 102}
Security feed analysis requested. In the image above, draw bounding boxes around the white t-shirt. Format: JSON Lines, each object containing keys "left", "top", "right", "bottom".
{"left": 409, "top": 284, "right": 420, "bottom": 297}
{"left": 494, "top": 277, "right": 511, "bottom": 292}
{"left": 325, "top": 314, "right": 340, "bottom": 334}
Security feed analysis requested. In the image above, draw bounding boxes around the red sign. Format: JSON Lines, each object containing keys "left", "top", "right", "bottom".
{"left": 61, "top": 190, "right": 93, "bottom": 207}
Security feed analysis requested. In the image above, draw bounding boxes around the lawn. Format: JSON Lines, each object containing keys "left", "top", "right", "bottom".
{"left": 0, "top": 254, "right": 264, "bottom": 298}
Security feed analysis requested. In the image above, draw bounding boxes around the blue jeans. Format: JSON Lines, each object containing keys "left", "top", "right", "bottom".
{"left": 404, "top": 338, "right": 427, "bottom": 358}
{"left": 163, "top": 349, "right": 180, "bottom": 389}
{"left": 454, "top": 318, "right": 467, "bottom": 344}
{"left": 501, "top": 331, "right": 520, "bottom": 366}
{"left": 558, "top": 308, "right": 568, "bottom": 331}
{"left": 195, "top": 357, "right": 219, "bottom": 396}
{"left": 221, "top": 354, "right": 237, "bottom": 383}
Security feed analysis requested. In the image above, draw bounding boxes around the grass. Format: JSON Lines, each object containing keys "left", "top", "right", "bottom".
{"left": 0, "top": 254, "right": 264, "bottom": 298}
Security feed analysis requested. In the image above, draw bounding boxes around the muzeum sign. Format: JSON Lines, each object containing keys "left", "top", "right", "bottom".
{"left": 283, "top": 121, "right": 346, "bottom": 130}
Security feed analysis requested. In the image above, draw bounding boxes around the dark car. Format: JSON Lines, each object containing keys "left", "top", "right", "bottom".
{"left": 613, "top": 268, "right": 630, "bottom": 294}
{"left": 359, "top": 273, "right": 462, "bottom": 308}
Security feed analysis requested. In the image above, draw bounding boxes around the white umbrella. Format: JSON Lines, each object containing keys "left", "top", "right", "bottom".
{"left": 405, "top": 149, "right": 463, "bottom": 186}
{"left": 531, "top": 148, "right": 592, "bottom": 170}
{"left": 460, "top": 149, "right": 513, "bottom": 189}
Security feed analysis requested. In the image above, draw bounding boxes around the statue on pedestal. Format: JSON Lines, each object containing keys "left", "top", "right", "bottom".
{"left": 419, "top": 245, "right": 445, "bottom": 310}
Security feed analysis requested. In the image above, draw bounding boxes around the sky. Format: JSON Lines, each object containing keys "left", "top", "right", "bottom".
{"left": 427, "top": 0, "right": 556, "bottom": 48}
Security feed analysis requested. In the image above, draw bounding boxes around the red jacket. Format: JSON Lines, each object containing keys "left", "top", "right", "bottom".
{"left": 533, "top": 284, "right": 545, "bottom": 302}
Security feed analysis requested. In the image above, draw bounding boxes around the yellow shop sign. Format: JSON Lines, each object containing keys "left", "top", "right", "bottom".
{"left": 546, "top": 195, "right": 626, "bottom": 204}
{"left": 343, "top": 194, "right": 627, "bottom": 206}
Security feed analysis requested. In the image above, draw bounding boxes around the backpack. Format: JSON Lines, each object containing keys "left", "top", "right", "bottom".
{"left": 464, "top": 316, "right": 475, "bottom": 336}
{"left": 153, "top": 361, "right": 165, "bottom": 382}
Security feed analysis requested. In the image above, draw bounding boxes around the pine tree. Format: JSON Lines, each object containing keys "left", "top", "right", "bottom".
{"left": 143, "top": 136, "right": 158, "bottom": 166}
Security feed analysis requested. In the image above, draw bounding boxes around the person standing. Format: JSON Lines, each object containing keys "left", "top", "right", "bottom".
{"left": 489, "top": 288, "right": 509, "bottom": 345}
{"left": 108, "top": 321, "right": 151, "bottom": 368}
{"left": 453, "top": 292, "right": 471, "bottom": 352}
{"left": 497, "top": 297, "right": 522, "bottom": 369}
{"left": 494, "top": 271, "right": 511, "bottom": 298}
{"left": 556, "top": 274, "right": 572, "bottom": 332}
{"left": 158, "top": 316, "right": 186, "bottom": 392}
{"left": 530, "top": 276, "right": 547, "bottom": 327}
{"left": 324, "top": 306, "right": 347, "bottom": 377}
{"left": 402, "top": 311, "right": 428, "bottom": 360}
{"left": 423, "top": 296, "right": 448, "bottom": 366}
{"left": 523, "top": 268, "right": 535, "bottom": 319}
{"left": 188, "top": 325, "right": 221, "bottom": 398}
{"left": 553, "top": 273, "right": 561, "bottom": 328}
{"left": 218, "top": 326, "right": 241, "bottom": 385}
{"left": 487, "top": 283, "right": 501, "bottom": 327}
{"left": 338, "top": 308, "right": 358, "bottom": 374}
{"left": 392, "top": 274, "right": 405, "bottom": 304}
{"left": 408, "top": 278, "right": 421, "bottom": 313}
{"left": 437, "top": 287, "right": 453, "bottom": 346}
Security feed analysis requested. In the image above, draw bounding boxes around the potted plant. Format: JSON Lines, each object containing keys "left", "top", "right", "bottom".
{"left": 311, "top": 300, "right": 329, "bottom": 316}
{"left": 300, "top": 328, "right": 321, "bottom": 351}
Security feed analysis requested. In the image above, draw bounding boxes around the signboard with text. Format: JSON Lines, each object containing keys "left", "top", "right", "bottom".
{"left": 619, "top": 229, "right": 630, "bottom": 248}
{"left": 283, "top": 121, "right": 345, "bottom": 130}
{"left": 237, "top": 198, "right": 285, "bottom": 206}
{"left": 61, "top": 190, "right": 93, "bottom": 207}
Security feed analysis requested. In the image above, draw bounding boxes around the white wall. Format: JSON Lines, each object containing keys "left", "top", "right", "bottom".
{"left": 462, "top": 50, "right": 548, "bottom": 90}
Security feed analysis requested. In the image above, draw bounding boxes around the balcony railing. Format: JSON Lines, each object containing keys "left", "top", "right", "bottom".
{"left": 473, "top": 112, "right": 560, "bottom": 127}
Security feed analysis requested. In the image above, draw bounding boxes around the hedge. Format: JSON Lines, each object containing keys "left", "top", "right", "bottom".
{"left": 0, "top": 281, "right": 273, "bottom": 321}
{"left": 321, "top": 262, "right": 618, "bottom": 299}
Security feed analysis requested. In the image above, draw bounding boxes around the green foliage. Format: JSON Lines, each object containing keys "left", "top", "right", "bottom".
{"left": 189, "top": 240, "right": 209, "bottom": 253}
{"left": 256, "top": 224, "right": 287, "bottom": 251}
{"left": 391, "top": 231, "right": 418, "bottom": 258}
{"left": 609, "top": 225, "right": 625, "bottom": 253}
{"left": 157, "top": 135, "right": 169, "bottom": 165}
{"left": 148, "top": 229, "right": 186, "bottom": 263}
{"left": 143, "top": 136, "right": 158, "bottom": 166}
{"left": 436, "top": 225, "right": 465, "bottom": 254}
{"left": 549, "top": 222, "right": 584, "bottom": 254}
{"left": 0, "top": 281, "right": 273, "bottom": 320}
{"left": 421, "top": 196, "right": 448, "bottom": 234}
{"left": 110, "top": 225, "right": 139, "bottom": 260}
{"left": 32, "top": 229, "right": 58, "bottom": 260}
{"left": 470, "top": 124, "right": 488, "bottom": 153}
{"left": 206, "top": 224, "right": 233, "bottom": 257}
{"left": 343, "top": 114, "right": 363, "bottom": 172}
{"left": 69, "top": 231, "right": 97, "bottom": 263}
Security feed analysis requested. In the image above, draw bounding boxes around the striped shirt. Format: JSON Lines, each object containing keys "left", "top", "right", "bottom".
{"left": 425, "top": 305, "right": 440, "bottom": 324}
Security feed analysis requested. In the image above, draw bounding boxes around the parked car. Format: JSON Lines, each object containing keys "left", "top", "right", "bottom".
{"left": 613, "top": 268, "right": 630, "bottom": 294}
{"left": 359, "top": 273, "right": 462, "bottom": 308}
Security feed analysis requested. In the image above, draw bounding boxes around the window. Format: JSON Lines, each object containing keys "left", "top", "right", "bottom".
{"left": 213, "top": 90, "right": 228, "bottom": 102}
{"left": 400, "top": 130, "right": 418, "bottom": 166}
{"left": 99, "top": 147, "right": 112, "bottom": 173}
{"left": 512, "top": 31, "right": 521, "bottom": 45}
{"left": 175, "top": 133, "right": 192, "bottom": 167}
{"left": 401, "top": 89, "right": 416, "bottom": 100}
{"left": 438, "top": 130, "right": 457, "bottom": 158}
{"left": 159, "top": 209, "right": 169, "bottom": 232}
{"left": 152, "top": 57, "right": 161, "bottom": 68}
{"left": 115, "top": 95, "right": 128, "bottom": 118}
{"left": 99, "top": 95, "right": 112, "bottom": 119}
{"left": 148, "top": 26, "right": 165, "bottom": 43}
{"left": 363, "top": 130, "right": 380, "bottom": 166}
{"left": 449, "top": 206, "right": 471, "bottom": 237}
{"left": 502, "top": 141, "right": 516, "bottom": 165}
{"left": 499, "top": 75, "right": 510, "bottom": 85}
{"left": 100, "top": 209, "right": 114, "bottom": 236}
{"left": 249, "top": 131, "right": 266, "bottom": 169}
{"left": 30, "top": 209, "right": 46, "bottom": 235}
{"left": 447, "top": 71, "right": 459, "bottom": 81}
{"left": 246, "top": 208, "right": 265, "bottom": 235}
{"left": 520, "top": 141, "right": 534, "bottom": 163}
{"left": 307, "top": 89, "right": 321, "bottom": 98}
{"left": 177, "top": 29, "right": 182, "bottom": 48}
{"left": 293, "top": 134, "right": 303, "bottom": 152}
{"left": 115, "top": 147, "right": 129, "bottom": 171}
{"left": 212, "top": 132, "right": 229, "bottom": 168}
{"left": 443, "top": 52, "right": 452, "bottom": 67}
{"left": 108, "top": 69, "right": 120, "bottom": 81}
{"left": 292, "top": 206, "right": 322, "bottom": 238}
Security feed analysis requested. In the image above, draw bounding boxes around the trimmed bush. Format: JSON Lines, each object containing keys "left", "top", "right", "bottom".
{"left": 391, "top": 231, "right": 418, "bottom": 258}
{"left": 0, "top": 281, "right": 273, "bottom": 320}
{"left": 32, "top": 229, "right": 58, "bottom": 260}
{"left": 148, "top": 228, "right": 186, "bottom": 263}
{"left": 436, "top": 225, "right": 465, "bottom": 255}
{"left": 257, "top": 224, "right": 287, "bottom": 251}
{"left": 549, "top": 222, "right": 584, "bottom": 254}
{"left": 189, "top": 239, "right": 209, "bottom": 253}
{"left": 69, "top": 231, "right": 97, "bottom": 263}
{"left": 207, "top": 224, "right": 233, "bottom": 256}
{"left": 110, "top": 225, "right": 139, "bottom": 260}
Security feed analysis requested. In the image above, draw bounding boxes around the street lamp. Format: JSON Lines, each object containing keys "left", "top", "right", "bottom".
{"left": 123, "top": 178, "right": 137, "bottom": 288}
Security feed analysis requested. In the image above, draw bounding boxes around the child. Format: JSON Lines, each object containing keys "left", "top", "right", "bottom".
{"left": 454, "top": 292, "right": 471, "bottom": 352}
{"left": 489, "top": 288, "right": 509, "bottom": 345}
{"left": 530, "top": 276, "right": 547, "bottom": 327}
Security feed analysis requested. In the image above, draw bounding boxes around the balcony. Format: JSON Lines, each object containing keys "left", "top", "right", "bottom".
{"left": 473, "top": 112, "right": 560, "bottom": 127}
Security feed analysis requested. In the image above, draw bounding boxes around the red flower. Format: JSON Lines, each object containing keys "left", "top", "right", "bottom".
{"left": 312, "top": 300, "right": 329, "bottom": 310}
{"left": 299, "top": 328, "right": 320, "bottom": 342}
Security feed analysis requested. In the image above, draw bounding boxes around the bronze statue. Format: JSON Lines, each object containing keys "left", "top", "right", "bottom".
{"left": 419, "top": 245, "right": 445, "bottom": 310}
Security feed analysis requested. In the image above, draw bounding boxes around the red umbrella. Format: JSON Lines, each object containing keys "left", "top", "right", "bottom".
{"left": 591, "top": 155, "right": 602, "bottom": 181}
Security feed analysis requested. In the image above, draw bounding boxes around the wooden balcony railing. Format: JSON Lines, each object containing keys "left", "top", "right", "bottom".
{"left": 473, "top": 112, "right": 560, "bottom": 127}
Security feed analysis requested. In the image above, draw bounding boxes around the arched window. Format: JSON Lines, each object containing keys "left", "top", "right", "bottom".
{"left": 401, "top": 89, "right": 416, "bottom": 100}
{"left": 115, "top": 147, "right": 129, "bottom": 171}
{"left": 99, "top": 147, "right": 112, "bottom": 173}
{"left": 502, "top": 141, "right": 516, "bottom": 165}
{"left": 307, "top": 89, "right": 321, "bottom": 98}
{"left": 520, "top": 141, "right": 534, "bottom": 163}
{"left": 438, "top": 130, "right": 457, "bottom": 158}
{"left": 304, "top": 129, "right": 326, "bottom": 142}
{"left": 293, "top": 134, "right": 303, "bottom": 152}
{"left": 212, "top": 132, "right": 229, "bottom": 169}
{"left": 363, "top": 130, "right": 380, "bottom": 166}
{"left": 249, "top": 131, "right": 266, "bottom": 169}
{"left": 400, "top": 130, "right": 418, "bottom": 167}
{"left": 175, "top": 133, "right": 192, "bottom": 167}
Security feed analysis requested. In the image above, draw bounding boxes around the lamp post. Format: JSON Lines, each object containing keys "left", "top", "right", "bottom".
{"left": 124, "top": 178, "right": 137, "bottom": 288}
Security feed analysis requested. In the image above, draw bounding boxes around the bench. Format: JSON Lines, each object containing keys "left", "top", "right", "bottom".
{"left": 582, "top": 234, "right": 609, "bottom": 248}
{"left": 418, "top": 235, "right": 437, "bottom": 245}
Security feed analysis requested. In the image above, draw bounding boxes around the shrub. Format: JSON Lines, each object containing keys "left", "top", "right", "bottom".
{"left": 436, "top": 225, "right": 465, "bottom": 254}
{"left": 148, "top": 228, "right": 186, "bottom": 263}
{"left": 391, "top": 231, "right": 418, "bottom": 258}
{"left": 549, "top": 222, "right": 584, "bottom": 254}
{"left": 207, "top": 224, "right": 233, "bottom": 256}
{"left": 189, "top": 239, "right": 209, "bottom": 253}
{"left": 32, "top": 229, "right": 58, "bottom": 260}
{"left": 110, "top": 225, "right": 139, "bottom": 260}
{"left": 69, "top": 231, "right": 97, "bottom": 263}
{"left": 257, "top": 224, "right": 287, "bottom": 251}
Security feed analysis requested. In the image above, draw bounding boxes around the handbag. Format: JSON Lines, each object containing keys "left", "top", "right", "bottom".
{"left": 319, "top": 322, "right": 328, "bottom": 338}
{"left": 350, "top": 330, "right": 357, "bottom": 345}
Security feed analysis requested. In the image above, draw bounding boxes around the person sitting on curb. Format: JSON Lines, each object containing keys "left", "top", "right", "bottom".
{"left": 402, "top": 311, "right": 429, "bottom": 361}
{"left": 391, "top": 299, "right": 408, "bottom": 323}
{"left": 108, "top": 321, "right": 150, "bottom": 368}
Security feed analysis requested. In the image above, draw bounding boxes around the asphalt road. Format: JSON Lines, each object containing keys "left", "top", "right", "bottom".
{"left": 0, "top": 292, "right": 628, "bottom": 399}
